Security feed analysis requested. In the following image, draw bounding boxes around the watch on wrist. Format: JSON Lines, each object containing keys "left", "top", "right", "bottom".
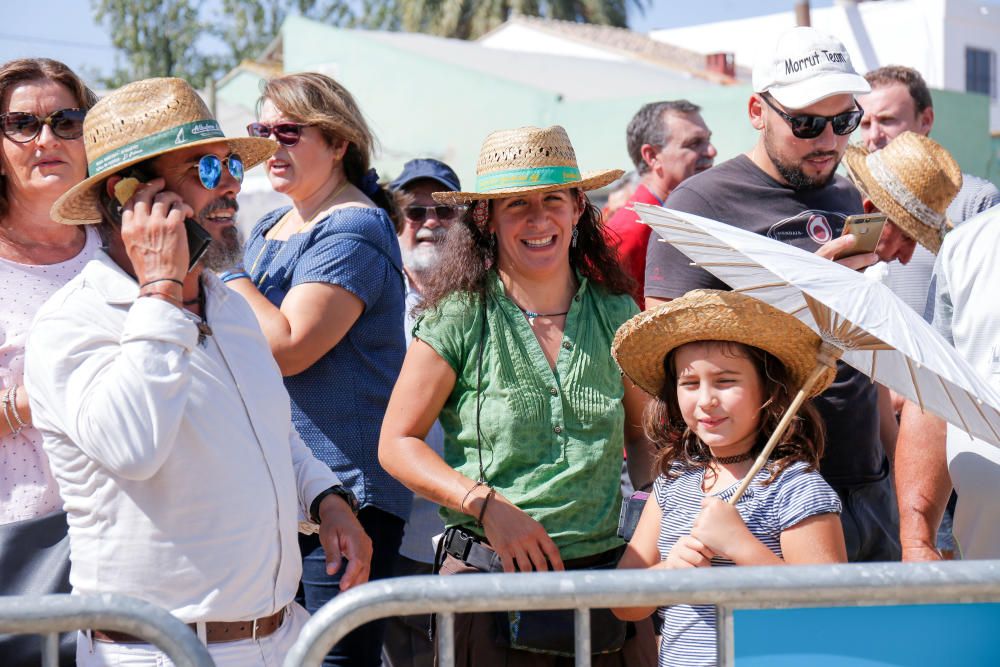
{"left": 310, "top": 485, "right": 359, "bottom": 523}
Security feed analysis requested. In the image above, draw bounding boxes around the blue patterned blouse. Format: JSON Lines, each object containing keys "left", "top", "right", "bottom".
{"left": 243, "top": 206, "right": 411, "bottom": 520}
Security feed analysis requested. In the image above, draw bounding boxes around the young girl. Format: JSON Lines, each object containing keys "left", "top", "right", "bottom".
{"left": 611, "top": 289, "right": 847, "bottom": 666}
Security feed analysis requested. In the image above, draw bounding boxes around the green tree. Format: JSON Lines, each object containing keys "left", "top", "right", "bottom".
{"left": 93, "top": 0, "right": 213, "bottom": 88}
{"left": 212, "top": 0, "right": 353, "bottom": 68}
{"left": 391, "top": 0, "right": 648, "bottom": 40}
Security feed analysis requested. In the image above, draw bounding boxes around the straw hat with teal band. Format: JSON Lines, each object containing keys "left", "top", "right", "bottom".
{"left": 432, "top": 125, "right": 623, "bottom": 205}
{"left": 52, "top": 77, "right": 276, "bottom": 225}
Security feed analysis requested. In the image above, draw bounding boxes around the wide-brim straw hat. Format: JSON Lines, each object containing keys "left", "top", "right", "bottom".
{"left": 433, "top": 125, "right": 622, "bottom": 205}
{"left": 843, "top": 132, "right": 961, "bottom": 254}
{"left": 52, "top": 77, "right": 277, "bottom": 225}
{"left": 612, "top": 290, "right": 836, "bottom": 399}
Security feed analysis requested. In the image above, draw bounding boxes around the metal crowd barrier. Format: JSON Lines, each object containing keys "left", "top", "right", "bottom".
{"left": 0, "top": 593, "right": 214, "bottom": 667}
{"left": 284, "top": 559, "right": 1000, "bottom": 667}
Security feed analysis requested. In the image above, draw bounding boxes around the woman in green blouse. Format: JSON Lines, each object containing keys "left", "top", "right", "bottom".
{"left": 379, "top": 126, "right": 656, "bottom": 666}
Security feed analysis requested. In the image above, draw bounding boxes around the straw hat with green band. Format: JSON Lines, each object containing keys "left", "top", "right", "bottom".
{"left": 843, "top": 131, "right": 961, "bottom": 254}
{"left": 612, "top": 290, "right": 836, "bottom": 399}
{"left": 432, "top": 125, "right": 623, "bottom": 205}
{"left": 52, "top": 77, "right": 276, "bottom": 225}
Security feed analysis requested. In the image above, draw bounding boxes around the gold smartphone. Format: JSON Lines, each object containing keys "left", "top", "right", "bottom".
{"left": 839, "top": 212, "right": 887, "bottom": 257}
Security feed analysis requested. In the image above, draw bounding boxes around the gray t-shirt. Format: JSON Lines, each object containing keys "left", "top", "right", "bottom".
{"left": 644, "top": 154, "right": 885, "bottom": 485}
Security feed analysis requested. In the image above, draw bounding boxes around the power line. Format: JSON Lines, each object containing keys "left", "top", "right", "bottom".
{"left": 0, "top": 33, "right": 114, "bottom": 51}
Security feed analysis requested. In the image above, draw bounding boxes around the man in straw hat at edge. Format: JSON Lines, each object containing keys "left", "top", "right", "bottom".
{"left": 24, "top": 77, "right": 372, "bottom": 666}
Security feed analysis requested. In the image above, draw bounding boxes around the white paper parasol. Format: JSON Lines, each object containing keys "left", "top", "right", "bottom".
{"left": 636, "top": 203, "right": 1000, "bottom": 502}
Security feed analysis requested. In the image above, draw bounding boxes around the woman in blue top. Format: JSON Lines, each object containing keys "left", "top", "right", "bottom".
{"left": 225, "top": 72, "right": 407, "bottom": 667}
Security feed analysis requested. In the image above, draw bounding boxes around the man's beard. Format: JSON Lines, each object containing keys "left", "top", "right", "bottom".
{"left": 763, "top": 128, "right": 841, "bottom": 190}
{"left": 195, "top": 196, "right": 244, "bottom": 272}
{"left": 401, "top": 227, "right": 448, "bottom": 276}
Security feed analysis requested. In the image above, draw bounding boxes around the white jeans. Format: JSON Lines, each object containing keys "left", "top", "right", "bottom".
{"left": 76, "top": 602, "right": 309, "bottom": 667}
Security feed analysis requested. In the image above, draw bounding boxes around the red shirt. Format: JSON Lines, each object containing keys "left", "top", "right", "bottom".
{"left": 604, "top": 183, "right": 663, "bottom": 309}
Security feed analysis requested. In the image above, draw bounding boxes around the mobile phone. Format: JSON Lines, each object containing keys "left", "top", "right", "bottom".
{"left": 838, "top": 212, "right": 887, "bottom": 258}
{"left": 114, "top": 175, "right": 213, "bottom": 271}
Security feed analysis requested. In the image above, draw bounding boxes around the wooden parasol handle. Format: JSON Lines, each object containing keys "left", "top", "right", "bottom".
{"left": 728, "top": 343, "right": 841, "bottom": 505}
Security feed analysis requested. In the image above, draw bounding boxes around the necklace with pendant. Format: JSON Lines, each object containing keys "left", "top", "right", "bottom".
{"left": 194, "top": 281, "right": 213, "bottom": 346}
{"left": 517, "top": 306, "right": 570, "bottom": 327}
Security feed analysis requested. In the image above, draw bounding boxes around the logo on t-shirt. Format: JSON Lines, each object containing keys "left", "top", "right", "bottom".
{"left": 806, "top": 214, "right": 834, "bottom": 244}
{"left": 768, "top": 210, "right": 847, "bottom": 248}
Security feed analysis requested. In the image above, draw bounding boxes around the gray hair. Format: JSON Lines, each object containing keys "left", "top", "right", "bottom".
{"left": 626, "top": 100, "right": 702, "bottom": 174}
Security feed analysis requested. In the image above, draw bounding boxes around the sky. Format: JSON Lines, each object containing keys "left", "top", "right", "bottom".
{"left": 3, "top": 0, "right": 998, "bottom": 87}
{"left": 0, "top": 1, "right": 840, "bottom": 87}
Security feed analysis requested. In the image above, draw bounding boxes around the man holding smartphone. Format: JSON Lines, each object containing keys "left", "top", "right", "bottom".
{"left": 643, "top": 27, "right": 900, "bottom": 562}
{"left": 25, "top": 78, "right": 372, "bottom": 667}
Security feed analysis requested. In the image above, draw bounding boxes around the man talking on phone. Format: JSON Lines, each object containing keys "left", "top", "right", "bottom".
{"left": 24, "top": 78, "right": 372, "bottom": 667}
{"left": 643, "top": 27, "right": 901, "bottom": 562}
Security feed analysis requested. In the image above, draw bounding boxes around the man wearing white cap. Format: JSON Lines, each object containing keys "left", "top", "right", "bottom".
{"left": 644, "top": 27, "right": 901, "bottom": 562}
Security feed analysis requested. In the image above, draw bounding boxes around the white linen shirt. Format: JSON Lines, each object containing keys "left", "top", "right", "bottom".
{"left": 24, "top": 251, "right": 339, "bottom": 622}
{"left": 928, "top": 207, "right": 1000, "bottom": 559}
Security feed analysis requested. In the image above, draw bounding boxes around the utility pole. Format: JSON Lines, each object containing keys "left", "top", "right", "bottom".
{"left": 795, "top": 0, "right": 811, "bottom": 26}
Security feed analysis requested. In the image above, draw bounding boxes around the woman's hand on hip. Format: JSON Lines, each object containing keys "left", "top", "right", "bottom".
{"left": 474, "top": 490, "right": 564, "bottom": 573}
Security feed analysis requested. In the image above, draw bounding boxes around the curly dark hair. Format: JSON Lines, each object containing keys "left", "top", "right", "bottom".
{"left": 418, "top": 188, "right": 635, "bottom": 312}
{"left": 645, "top": 340, "right": 825, "bottom": 485}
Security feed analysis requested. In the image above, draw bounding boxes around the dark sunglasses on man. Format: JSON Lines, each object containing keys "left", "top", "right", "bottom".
{"left": 246, "top": 122, "right": 305, "bottom": 147}
{"left": 0, "top": 108, "right": 86, "bottom": 143}
{"left": 404, "top": 204, "right": 463, "bottom": 223}
{"left": 760, "top": 94, "right": 863, "bottom": 140}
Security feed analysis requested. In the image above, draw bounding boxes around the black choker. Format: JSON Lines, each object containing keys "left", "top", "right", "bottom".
{"left": 715, "top": 452, "right": 753, "bottom": 464}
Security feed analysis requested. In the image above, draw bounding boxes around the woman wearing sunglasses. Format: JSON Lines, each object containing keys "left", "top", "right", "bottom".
{"left": 0, "top": 57, "right": 97, "bottom": 665}
{"left": 227, "top": 72, "right": 406, "bottom": 667}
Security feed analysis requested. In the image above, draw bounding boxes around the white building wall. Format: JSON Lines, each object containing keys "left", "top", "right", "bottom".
{"left": 651, "top": 0, "right": 1000, "bottom": 129}
{"left": 480, "top": 24, "right": 630, "bottom": 62}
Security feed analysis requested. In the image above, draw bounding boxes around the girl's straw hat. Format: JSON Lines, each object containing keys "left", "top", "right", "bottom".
{"left": 843, "top": 131, "right": 961, "bottom": 253}
{"left": 432, "top": 125, "right": 622, "bottom": 205}
{"left": 52, "top": 77, "right": 277, "bottom": 225}
{"left": 612, "top": 290, "right": 836, "bottom": 398}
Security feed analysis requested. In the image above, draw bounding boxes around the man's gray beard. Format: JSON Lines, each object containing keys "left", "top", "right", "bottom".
{"left": 763, "top": 128, "right": 839, "bottom": 191}
{"left": 401, "top": 242, "right": 442, "bottom": 278}
{"left": 200, "top": 224, "right": 244, "bottom": 272}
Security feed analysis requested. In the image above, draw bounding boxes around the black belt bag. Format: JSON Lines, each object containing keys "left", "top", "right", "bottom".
{"left": 440, "top": 527, "right": 628, "bottom": 656}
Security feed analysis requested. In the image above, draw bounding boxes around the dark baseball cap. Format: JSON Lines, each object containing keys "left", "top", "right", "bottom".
{"left": 389, "top": 158, "right": 461, "bottom": 193}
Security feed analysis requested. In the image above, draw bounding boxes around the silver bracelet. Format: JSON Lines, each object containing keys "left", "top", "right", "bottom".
{"left": 8, "top": 385, "right": 26, "bottom": 431}
{"left": 2, "top": 387, "right": 20, "bottom": 436}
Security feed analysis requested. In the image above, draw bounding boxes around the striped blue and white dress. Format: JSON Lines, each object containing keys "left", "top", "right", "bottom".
{"left": 654, "top": 461, "right": 842, "bottom": 666}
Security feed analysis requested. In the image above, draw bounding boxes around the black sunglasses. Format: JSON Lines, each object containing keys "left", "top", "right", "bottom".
{"left": 404, "top": 205, "right": 463, "bottom": 223}
{"left": 0, "top": 108, "right": 86, "bottom": 143}
{"left": 760, "top": 94, "right": 863, "bottom": 139}
{"left": 246, "top": 121, "right": 305, "bottom": 147}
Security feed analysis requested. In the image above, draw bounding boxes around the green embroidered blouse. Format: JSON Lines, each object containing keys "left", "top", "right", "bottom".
{"left": 413, "top": 273, "right": 639, "bottom": 560}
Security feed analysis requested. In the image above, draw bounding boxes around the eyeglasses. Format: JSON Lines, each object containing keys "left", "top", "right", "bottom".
{"left": 246, "top": 122, "right": 305, "bottom": 147}
{"left": 404, "top": 205, "right": 463, "bottom": 223}
{"left": 760, "top": 94, "right": 864, "bottom": 139}
{"left": 0, "top": 108, "right": 86, "bottom": 143}
{"left": 197, "top": 154, "right": 244, "bottom": 190}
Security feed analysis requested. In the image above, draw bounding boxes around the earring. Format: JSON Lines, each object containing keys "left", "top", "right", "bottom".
{"left": 489, "top": 233, "right": 497, "bottom": 253}
{"left": 571, "top": 225, "right": 579, "bottom": 248}
{"left": 472, "top": 200, "right": 489, "bottom": 226}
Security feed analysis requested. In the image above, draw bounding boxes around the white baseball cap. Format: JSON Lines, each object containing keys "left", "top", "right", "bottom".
{"left": 752, "top": 27, "right": 870, "bottom": 109}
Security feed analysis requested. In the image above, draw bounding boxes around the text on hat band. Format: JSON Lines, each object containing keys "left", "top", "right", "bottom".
{"left": 88, "top": 119, "right": 225, "bottom": 176}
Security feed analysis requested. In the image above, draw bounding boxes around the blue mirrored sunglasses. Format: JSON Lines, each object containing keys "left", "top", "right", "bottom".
{"left": 198, "top": 154, "right": 244, "bottom": 190}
